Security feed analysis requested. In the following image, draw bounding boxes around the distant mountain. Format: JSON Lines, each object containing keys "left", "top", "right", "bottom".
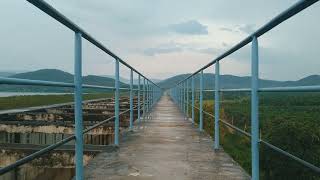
{"left": 0, "top": 69, "right": 128, "bottom": 92}
{"left": 157, "top": 73, "right": 320, "bottom": 89}
{"left": 102, "top": 75, "right": 162, "bottom": 84}
{"left": 12, "top": 69, "right": 74, "bottom": 83}
{"left": 0, "top": 71, "right": 18, "bottom": 77}
{"left": 2, "top": 69, "right": 320, "bottom": 92}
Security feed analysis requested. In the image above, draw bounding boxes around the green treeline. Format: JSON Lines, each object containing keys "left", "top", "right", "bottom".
{"left": 0, "top": 93, "right": 115, "bottom": 110}
{"left": 190, "top": 92, "right": 320, "bottom": 180}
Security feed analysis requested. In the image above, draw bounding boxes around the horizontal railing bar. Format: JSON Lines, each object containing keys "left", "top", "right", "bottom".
{"left": 260, "top": 140, "right": 320, "bottom": 173}
{"left": 194, "top": 88, "right": 251, "bottom": 92}
{"left": 82, "top": 84, "right": 114, "bottom": 90}
{"left": 0, "top": 77, "right": 75, "bottom": 87}
{"left": 221, "top": 88, "right": 251, "bottom": 92}
{"left": 193, "top": 105, "right": 251, "bottom": 137}
{"left": 192, "top": 85, "right": 320, "bottom": 93}
{"left": 0, "top": 135, "right": 75, "bottom": 175}
{"left": 259, "top": 85, "right": 320, "bottom": 92}
{"left": 175, "top": 0, "right": 319, "bottom": 86}
{"left": 0, "top": 77, "right": 157, "bottom": 91}
{"left": 26, "top": 0, "right": 160, "bottom": 89}
{"left": 203, "top": 110, "right": 214, "bottom": 118}
{"left": 0, "top": 97, "right": 147, "bottom": 116}
{"left": 219, "top": 119, "right": 252, "bottom": 137}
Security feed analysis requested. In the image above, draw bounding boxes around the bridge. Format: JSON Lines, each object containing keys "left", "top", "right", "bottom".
{"left": 0, "top": 0, "right": 320, "bottom": 180}
{"left": 83, "top": 94, "right": 250, "bottom": 179}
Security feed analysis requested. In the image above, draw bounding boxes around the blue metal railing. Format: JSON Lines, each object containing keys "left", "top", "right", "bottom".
{"left": 0, "top": 0, "right": 162, "bottom": 179}
{"left": 169, "top": 0, "right": 320, "bottom": 179}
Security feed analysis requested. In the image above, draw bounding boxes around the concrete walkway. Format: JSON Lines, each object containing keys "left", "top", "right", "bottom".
{"left": 84, "top": 95, "right": 250, "bottom": 180}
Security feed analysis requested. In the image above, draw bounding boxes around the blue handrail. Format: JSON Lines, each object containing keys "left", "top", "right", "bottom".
{"left": 169, "top": 0, "right": 320, "bottom": 179}
{"left": 0, "top": 0, "right": 162, "bottom": 179}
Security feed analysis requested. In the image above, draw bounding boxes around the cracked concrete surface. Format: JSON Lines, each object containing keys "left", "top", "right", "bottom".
{"left": 84, "top": 95, "right": 250, "bottom": 180}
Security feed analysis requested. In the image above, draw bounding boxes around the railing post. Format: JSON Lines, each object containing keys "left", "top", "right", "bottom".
{"left": 149, "top": 83, "right": 152, "bottom": 111}
{"left": 181, "top": 84, "right": 183, "bottom": 111}
{"left": 251, "top": 36, "right": 260, "bottom": 180}
{"left": 146, "top": 81, "right": 149, "bottom": 117}
{"left": 192, "top": 76, "right": 195, "bottom": 124}
{"left": 143, "top": 78, "right": 146, "bottom": 119}
{"left": 74, "top": 32, "right": 83, "bottom": 180}
{"left": 129, "top": 69, "right": 133, "bottom": 131}
{"left": 186, "top": 79, "right": 189, "bottom": 120}
{"left": 199, "top": 71, "right": 203, "bottom": 131}
{"left": 185, "top": 81, "right": 187, "bottom": 117}
{"left": 178, "top": 85, "right": 180, "bottom": 108}
{"left": 138, "top": 74, "right": 141, "bottom": 124}
{"left": 114, "top": 58, "right": 120, "bottom": 146}
{"left": 214, "top": 61, "right": 220, "bottom": 150}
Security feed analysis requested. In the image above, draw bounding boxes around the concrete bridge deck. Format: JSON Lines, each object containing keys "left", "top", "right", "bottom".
{"left": 84, "top": 95, "right": 250, "bottom": 180}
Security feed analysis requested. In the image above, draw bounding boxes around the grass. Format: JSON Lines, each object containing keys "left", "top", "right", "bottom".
{"left": 0, "top": 93, "right": 115, "bottom": 110}
{"left": 191, "top": 92, "right": 320, "bottom": 179}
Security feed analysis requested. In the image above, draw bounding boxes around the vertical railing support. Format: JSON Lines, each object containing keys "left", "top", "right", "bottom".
{"left": 74, "top": 32, "right": 83, "bottom": 180}
{"left": 143, "top": 78, "right": 146, "bottom": 119}
{"left": 214, "top": 61, "right": 220, "bottom": 150}
{"left": 251, "top": 36, "right": 260, "bottom": 180}
{"left": 146, "top": 81, "right": 149, "bottom": 118}
{"left": 138, "top": 75, "right": 141, "bottom": 124}
{"left": 199, "top": 71, "right": 203, "bottom": 131}
{"left": 192, "top": 76, "right": 195, "bottom": 124}
{"left": 114, "top": 58, "right": 120, "bottom": 146}
{"left": 186, "top": 79, "right": 189, "bottom": 120}
{"left": 129, "top": 69, "right": 133, "bottom": 131}
{"left": 183, "top": 81, "right": 186, "bottom": 117}
{"left": 179, "top": 85, "right": 181, "bottom": 110}
{"left": 181, "top": 84, "right": 183, "bottom": 111}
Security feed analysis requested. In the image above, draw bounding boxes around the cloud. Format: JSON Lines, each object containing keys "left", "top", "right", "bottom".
{"left": 143, "top": 47, "right": 182, "bottom": 56}
{"left": 238, "top": 24, "right": 256, "bottom": 34}
{"left": 219, "top": 24, "right": 256, "bottom": 34}
{"left": 168, "top": 20, "right": 208, "bottom": 35}
{"left": 219, "top": 27, "right": 236, "bottom": 33}
{"left": 190, "top": 48, "right": 221, "bottom": 55}
{"left": 142, "top": 41, "right": 222, "bottom": 56}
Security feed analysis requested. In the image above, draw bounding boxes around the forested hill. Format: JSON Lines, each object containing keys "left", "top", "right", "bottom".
{"left": 0, "top": 69, "right": 129, "bottom": 92}
{"left": 157, "top": 73, "right": 320, "bottom": 89}
{"left": 2, "top": 69, "right": 320, "bottom": 91}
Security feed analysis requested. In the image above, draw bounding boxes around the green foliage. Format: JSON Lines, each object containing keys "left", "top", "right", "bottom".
{"left": 190, "top": 92, "right": 320, "bottom": 180}
{"left": 0, "top": 93, "right": 114, "bottom": 110}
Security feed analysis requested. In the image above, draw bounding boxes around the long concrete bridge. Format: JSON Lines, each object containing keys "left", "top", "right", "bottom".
{"left": 83, "top": 95, "right": 250, "bottom": 180}
{"left": 1, "top": 1, "right": 319, "bottom": 180}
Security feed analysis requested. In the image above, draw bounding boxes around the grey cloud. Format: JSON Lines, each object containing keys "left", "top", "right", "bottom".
{"left": 238, "top": 24, "right": 256, "bottom": 34}
{"left": 143, "top": 42, "right": 222, "bottom": 56}
{"left": 189, "top": 48, "right": 221, "bottom": 55}
{"left": 168, "top": 20, "right": 208, "bottom": 35}
{"left": 219, "top": 27, "right": 236, "bottom": 33}
{"left": 143, "top": 47, "right": 182, "bottom": 56}
{"left": 219, "top": 24, "right": 256, "bottom": 34}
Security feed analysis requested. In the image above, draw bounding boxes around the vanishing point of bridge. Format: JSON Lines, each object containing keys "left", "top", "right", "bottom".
{"left": 1, "top": 0, "right": 320, "bottom": 180}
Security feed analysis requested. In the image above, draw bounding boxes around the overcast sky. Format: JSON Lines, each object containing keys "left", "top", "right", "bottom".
{"left": 0, "top": 0, "right": 319, "bottom": 81}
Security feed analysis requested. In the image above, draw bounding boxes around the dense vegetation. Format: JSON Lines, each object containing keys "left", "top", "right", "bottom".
{"left": 191, "top": 92, "right": 320, "bottom": 180}
{"left": 0, "top": 93, "right": 116, "bottom": 110}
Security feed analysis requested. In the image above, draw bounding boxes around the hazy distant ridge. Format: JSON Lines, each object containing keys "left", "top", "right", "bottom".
{"left": 156, "top": 73, "right": 320, "bottom": 89}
